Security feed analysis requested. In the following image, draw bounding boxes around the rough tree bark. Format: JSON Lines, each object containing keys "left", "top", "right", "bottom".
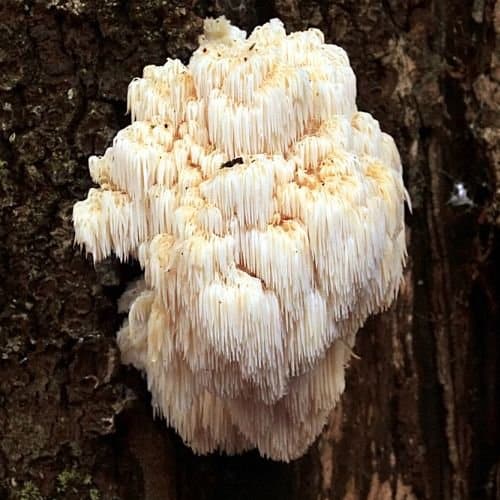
{"left": 0, "top": 0, "right": 498, "bottom": 499}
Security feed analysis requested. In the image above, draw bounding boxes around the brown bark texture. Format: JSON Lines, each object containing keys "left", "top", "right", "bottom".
{"left": 0, "top": 0, "right": 498, "bottom": 499}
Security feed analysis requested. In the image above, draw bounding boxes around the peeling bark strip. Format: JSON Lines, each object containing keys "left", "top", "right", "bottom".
{"left": 0, "top": 1, "right": 498, "bottom": 499}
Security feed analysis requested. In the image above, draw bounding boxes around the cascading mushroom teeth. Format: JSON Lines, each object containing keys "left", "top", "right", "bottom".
{"left": 73, "top": 16, "right": 409, "bottom": 462}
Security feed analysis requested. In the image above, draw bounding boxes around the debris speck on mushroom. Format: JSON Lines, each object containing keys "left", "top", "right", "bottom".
{"left": 73, "top": 16, "right": 409, "bottom": 461}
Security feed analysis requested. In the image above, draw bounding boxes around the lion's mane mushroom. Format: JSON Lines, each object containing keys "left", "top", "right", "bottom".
{"left": 73, "top": 17, "right": 409, "bottom": 461}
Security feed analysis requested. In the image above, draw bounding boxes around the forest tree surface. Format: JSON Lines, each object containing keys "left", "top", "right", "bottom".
{"left": 0, "top": 0, "right": 498, "bottom": 499}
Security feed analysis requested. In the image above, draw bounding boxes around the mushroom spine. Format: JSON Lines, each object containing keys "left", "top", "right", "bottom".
{"left": 73, "top": 16, "right": 409, "bottom": 461}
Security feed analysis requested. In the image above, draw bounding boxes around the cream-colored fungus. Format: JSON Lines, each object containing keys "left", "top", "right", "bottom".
{"left": 73, "top": 16, "right": 408, "bottom": 461}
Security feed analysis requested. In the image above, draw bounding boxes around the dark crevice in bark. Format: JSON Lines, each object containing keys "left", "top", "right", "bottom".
{"left": 254, "top": 0, "right": 277, "bottom": 25}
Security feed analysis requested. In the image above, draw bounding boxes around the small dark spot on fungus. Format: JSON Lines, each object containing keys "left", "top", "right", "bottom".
{"left": 220, "top": 157, "right": 243, "bottom": 169}
{"left": 249, "top": 43, "right": 256, "bottom": 50}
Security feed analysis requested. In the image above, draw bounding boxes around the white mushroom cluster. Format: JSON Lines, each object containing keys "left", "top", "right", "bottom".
{"left": 73, "top": 17, "right": 408, "bottom": 461}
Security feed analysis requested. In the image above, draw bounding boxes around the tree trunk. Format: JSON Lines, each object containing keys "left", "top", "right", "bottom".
{"left": 0, "top": 0, "right": 498, "bottom": 499}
